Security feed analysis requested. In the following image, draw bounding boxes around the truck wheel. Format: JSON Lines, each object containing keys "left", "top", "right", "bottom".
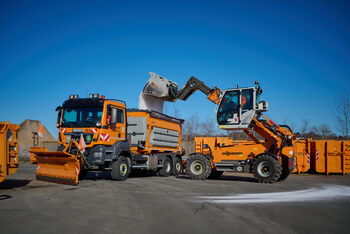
{"left": 208, "top": 171, "right": 223, "bottom": 179}
{"left": 172, "top": 157, "right": 182, "bottom": 176}
{"left": 111, "top": 156, "right": 130, "bottom": 181}
{"left": 158, "top": 157, "right": 172, "bottom": 177}
{"left": 185, "top": 154, "right": 211, "bottom": 180}
{"left": 78, "top": 170, "right": 88, "bottom": 180}
{"left": 253, "top": 154, "right": 282, "bottom": 183}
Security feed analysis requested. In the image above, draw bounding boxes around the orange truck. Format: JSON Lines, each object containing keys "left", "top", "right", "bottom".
{"left": 0, "top": 121, "right": 20, "bottom": 183}
{"left": 33, "top": 94, "right": 183, "bottom": 185}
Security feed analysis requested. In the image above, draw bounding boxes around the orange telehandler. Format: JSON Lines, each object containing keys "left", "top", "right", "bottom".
{"left": 33, "top": 94, "right": 184, "bottom": 185}
{"left": 0, "top": 121, "right": 20, "bottom": 183}
{"left": 142, "top": 73, "right": 295, "bottom": 183}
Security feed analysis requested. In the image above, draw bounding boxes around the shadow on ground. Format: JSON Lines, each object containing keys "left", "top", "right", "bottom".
{"left": 176, "top": 173, "right": 257, "bottom": 183}
{"left": 0, "top": 179, "right": 31, "bottom": 190}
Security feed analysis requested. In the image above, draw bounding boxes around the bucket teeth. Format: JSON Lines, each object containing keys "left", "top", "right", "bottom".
{"left": 36, "top": 175, "right": 78, "bottom": 185}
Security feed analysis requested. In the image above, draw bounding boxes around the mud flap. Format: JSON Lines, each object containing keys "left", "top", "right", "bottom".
{"left": 35, "top": 151, "right": 80, "bottom": 185}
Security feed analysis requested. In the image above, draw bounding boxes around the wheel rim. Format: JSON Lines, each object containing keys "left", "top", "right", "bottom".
{"left": 191, "top": 160, "right": 205, "bottom": 175}
{"left": 120, "top": 162, "right": 127, "bottom": 176}
{"left": 257, "top": 161, "right": 273, "bottom": 177}
{"left": 165, "top": 161, "right": 171, "bottom": 173}
{"left": 175, "top": 162, "right": 181, "bottom": 172}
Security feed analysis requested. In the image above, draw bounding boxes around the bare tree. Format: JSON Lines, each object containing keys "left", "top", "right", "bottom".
{"left": 335, "top": 90, "right": 350, "bottom": 139}
{"left": 199, "top": 117, "right": 217, "bottom": 136}
{"left": 299, "top": 119, "right": 310, "bottom": 136}
{"left": 281, "top": 117, "right": 296, "bottom": 133}
{"left": 309, "top": 125, "right": 319, "bottom": 136}
{"left": 319, "top": 124, "right": 332, "bottom": 139}
{"left": 183, "top": 114, "right": 200, "bottom": 141}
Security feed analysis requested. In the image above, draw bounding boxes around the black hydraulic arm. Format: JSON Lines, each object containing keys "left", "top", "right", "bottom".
{"left": 176, "top": 76, "right": 212, "bottom": 101}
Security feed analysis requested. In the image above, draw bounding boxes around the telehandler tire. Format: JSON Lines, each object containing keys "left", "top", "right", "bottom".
{"left": 172, "top": 157, "right": 182, "bottom": 176}
{"left": 111, "top": 156, "right": 130, "bottom": 181}
{"left": 185, "top": 154, "right": 211, "bottom": 180}
{"left": 278, "top": 171, "right": 291, "bottom": 181}
{"left": 158, "top": 157, "right": 172, "bottom": 177}
{"left": 208, "top": 170, "right": 223, "bottom": 179}
{"left": 253, "top": 154, "right": 282, "bottom": 183}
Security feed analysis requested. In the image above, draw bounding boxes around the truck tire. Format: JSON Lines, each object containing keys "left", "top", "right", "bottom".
{"left": 253, "top": 154, "right": 282, "bottom": 183}
{"left": 208, "top": 170, "right": 223, "bottom": 179}
{"left": 78, "top": 170, "right": 88, "bottom": 180}
{"left": 158, "top": 157, "right": 172, "bottom": 177}
{"left": 172, "top": 157, "right": 182, "bottom": 176}
{"left": 185, "top": 154, "right": 211, "bottom": 180}
{"left": 111, "top": 156, "right": 130, "bottom": 181}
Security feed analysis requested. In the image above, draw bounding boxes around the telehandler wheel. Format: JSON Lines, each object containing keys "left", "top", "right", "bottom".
{"left": 172, "top": 157, "right": 182, "bottom": 176}
{"left": 278, "top": 171, "right": 291, "bottom": 181}
{"left": 158, "top": 157, "right": 172, "bottom": 177}
{"left": 208, "top": 170, "right": 224, "bottom": 179}
{"left": 185, "top": 154, "right": 211, "bottom": 180}
{"left": 111, "top": 156, "right": 130, "bottom": 181}
{"left": 253, "top": 154, "right": 282, "bottom": 183}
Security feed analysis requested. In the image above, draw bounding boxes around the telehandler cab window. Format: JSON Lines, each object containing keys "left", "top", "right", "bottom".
{"left": 242, "top": 89, "right": 253, "bottom": 110}
{"left": 217, "top": 90, "right": 240, "bottom": 125}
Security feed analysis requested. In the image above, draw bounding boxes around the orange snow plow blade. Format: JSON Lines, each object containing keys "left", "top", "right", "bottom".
{"left": 29, "top": 147, "right": 47, "bottom": 164}
{"left": 35, "top": 151, "right": 81, "bottom": 185}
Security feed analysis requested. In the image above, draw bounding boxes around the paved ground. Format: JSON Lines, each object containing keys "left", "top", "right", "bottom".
{"left": 1, "top": 163, "right": 350, "bottom": 234}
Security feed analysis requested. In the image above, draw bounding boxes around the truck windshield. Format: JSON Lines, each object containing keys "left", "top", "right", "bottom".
{"left": 61, "top": 107, "right": 103, "bottom": 127}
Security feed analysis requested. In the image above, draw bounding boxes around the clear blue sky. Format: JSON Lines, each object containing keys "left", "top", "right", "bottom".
{"left": 0, "top": 0, "right": 349, "bottom": 137}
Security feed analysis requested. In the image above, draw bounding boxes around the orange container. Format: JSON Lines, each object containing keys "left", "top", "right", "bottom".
{"left": 310, "top": 140, "right": 350, "bottom": 175}
{"left": 292, "top": 139, "right": 311, "bottom": 174}
{"left": 0, "top": 121, "right": 20, "bottom": 183}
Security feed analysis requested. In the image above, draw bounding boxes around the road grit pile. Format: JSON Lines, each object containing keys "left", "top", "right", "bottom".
{"left": 196, "top": 185, "right": 350, "bottom": 204}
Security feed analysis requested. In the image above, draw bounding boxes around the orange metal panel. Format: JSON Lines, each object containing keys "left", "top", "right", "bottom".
{"left": 311, "top": 140, "right": 350, "bottom": 174}
{"left": 0, "top": 121, "right": 20, "bottom": 183}
{"left": 344, "top": 141, "right": 350, "bottom": 174}
{"left": 292, "top": 140, "right": 310, "bottom": 174}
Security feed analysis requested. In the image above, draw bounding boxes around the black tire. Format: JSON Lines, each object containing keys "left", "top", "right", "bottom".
{"left": 172, "top": 157, "right": 182, "bottom": 176}
{"left": 111, "top": 156, "right": 130, "bottom": 181}
{"left": 158, "top": 157, "right": 172, "bottom": 177}
{"left": 208, "top": 170, "right": 224, "bottom": 179}
{"left": 253, "top": 154, "right": 282, "bottom": 183}
{"left": 278, "top": 171, "right": 291, "bottom": 181}
{"left": 185, "top": 154, "right": 211, "bottom": 180}
{"left": 78, "top": 169, "right": 88, "bottom": 180}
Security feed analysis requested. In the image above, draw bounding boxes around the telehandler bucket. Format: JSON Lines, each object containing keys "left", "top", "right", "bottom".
{"left": 142, "top": 72, "right": 178, "bottom": 101}
{"left": 35, "top": 150, "right": 81, "bottom": 185}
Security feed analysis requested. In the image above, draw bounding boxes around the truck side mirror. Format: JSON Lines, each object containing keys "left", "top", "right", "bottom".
{"left": 111, "top": 108, "right": 117, "bottom": 124}
{"left": 56, "top": 109, "right": 62, "bottom": 128}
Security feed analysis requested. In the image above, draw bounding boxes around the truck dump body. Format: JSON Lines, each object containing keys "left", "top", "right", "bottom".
{"left": 127, "top": 109, "right": 183, "bottom": 154}
{"left": 0, "top": 121, "right": 20, "bottom": 183}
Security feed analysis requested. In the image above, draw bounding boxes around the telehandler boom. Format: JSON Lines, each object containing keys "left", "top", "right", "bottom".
{"left": 142, "top": 73, "right": 295, "bottom": 183}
